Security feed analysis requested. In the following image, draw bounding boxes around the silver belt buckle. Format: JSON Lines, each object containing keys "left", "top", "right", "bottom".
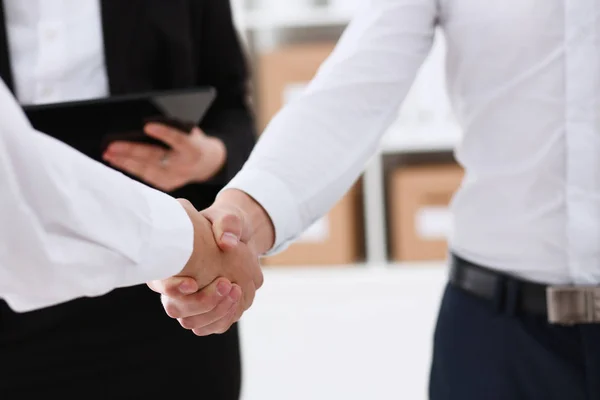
{"left": 547, "top": 286, "right": 600, "bottom": 325}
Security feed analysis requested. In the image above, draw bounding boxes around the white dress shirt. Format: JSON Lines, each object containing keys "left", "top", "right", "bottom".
{"left": 4, "top": 0, "right": 109, "bottom": 105}
{"left": 0, "top": 80, "right": 193, "bottom": 312}
{"left": 226, "top": 0, "right": 600, "bottom": 286}
{"left": 0, "top": 1, "right": 193, "bottom": 312}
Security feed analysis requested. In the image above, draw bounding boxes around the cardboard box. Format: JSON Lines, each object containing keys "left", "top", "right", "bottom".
{"left": 388, "top": 164, "right": 464, "bottom": 262}
{"left": 256, "top": 42, "right": 337, "bottom": 130}
{"left": 261, "top": 184, "right": 363, "bottom": 266}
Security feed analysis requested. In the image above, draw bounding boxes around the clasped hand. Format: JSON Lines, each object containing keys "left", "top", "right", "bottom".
{"left": 148, "top": 199, "right": 262, "bottom": 336}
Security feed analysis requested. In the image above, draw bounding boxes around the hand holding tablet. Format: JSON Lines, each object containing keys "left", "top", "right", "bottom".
{"left": 22, "top": 87, "right": 216, "bottom": 153}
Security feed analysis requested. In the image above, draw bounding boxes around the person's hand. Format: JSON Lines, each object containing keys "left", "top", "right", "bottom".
{"left": 148, "top": 198, "right": 263, "bottom": 336}
{"left": 150, "top": 190, "right": 275, "bottom": 335}
{"left": 103, "top": 123, "right": 226, "bottom": 192}
{"left": 202, "top": 189, "right": 275, "bottom": 254}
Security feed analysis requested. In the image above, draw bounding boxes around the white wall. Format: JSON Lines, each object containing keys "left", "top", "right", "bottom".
{"left": 239, "top": 265, "right": 448, "bottom": 400}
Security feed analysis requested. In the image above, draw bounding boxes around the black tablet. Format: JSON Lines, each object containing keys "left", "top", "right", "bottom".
{"left": 22, "top": 86, "right": 216, "bottom": 152}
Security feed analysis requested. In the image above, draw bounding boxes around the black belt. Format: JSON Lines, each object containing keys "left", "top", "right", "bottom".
{"left": 449, "top": 254, "right": 600, "bottom": 325}
{"left": 449, "top": 254, "right": 549, "bottom": 317}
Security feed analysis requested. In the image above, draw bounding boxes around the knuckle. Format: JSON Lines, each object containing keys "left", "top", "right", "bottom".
{"left": 222, "top": 213, "right": 242, "bottom": 229}
{"left": 179, "top": 317, "right": 198, "bottom": 330}
{"left": 162, "top": 300, "right": 181, "bottom": 319}
{"left": 243, "top": 289, "right": 256, "bottom": 310}
{"left": 162, "top": 284, "right": 182, "bottom": 298}
{"left": 192, "top": 328, "right": 209, "bottom": 337}
{"left": 212, "top": 320, "right": 231, "bottom": 335}
{"left": 214, "top": 327, "right": 228, "bottom": 335}
{"left": 230, "top": 310, "right": 243, "bottom": 326}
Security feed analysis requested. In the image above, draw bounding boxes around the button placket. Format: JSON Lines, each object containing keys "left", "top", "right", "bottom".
{"left": 34, "top": 0, "right": 66, "bottom": 104}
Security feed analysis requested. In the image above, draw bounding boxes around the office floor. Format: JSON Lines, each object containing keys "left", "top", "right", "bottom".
{"left": 238, "top": 264, "right": 448, "bottom": 400}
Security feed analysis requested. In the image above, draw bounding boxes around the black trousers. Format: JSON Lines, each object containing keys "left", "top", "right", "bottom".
{"left": 0, "top": 285, "right": 241, "bottom": 399}
{"left": 430, "top": 283, "right": 600, "bottom": 400}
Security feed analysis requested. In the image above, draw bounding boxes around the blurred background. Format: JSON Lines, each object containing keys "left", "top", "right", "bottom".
{"left": 229, "top": 1, "right": 458, "bottom": 399}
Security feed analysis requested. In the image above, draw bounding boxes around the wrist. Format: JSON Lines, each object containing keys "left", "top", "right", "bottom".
{"left": 214, "top": 189, "right": 275, "bottom": 255}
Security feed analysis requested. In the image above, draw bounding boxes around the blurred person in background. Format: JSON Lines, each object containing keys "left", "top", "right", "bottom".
{"left": 154, "top": 1, "right": 600, "bottom": 399}
{"left": 0, "top": 0, "right": 255, "bottom": 399}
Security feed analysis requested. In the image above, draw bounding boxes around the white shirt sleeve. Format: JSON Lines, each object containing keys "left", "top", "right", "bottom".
{"left": 0, "top": 81, "right": 193, "bottom": 312}
{"left": 224, "top": 0, "right": 438, "bottom": 252}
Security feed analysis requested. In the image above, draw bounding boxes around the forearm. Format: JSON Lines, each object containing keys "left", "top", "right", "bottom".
{"left": 224, "top": 0, "right": 437, "bottom": 252}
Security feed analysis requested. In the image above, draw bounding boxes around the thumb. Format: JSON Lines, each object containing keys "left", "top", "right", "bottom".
{"left": 201, "top": 206, "right": 243, "bottom": 251}
{"left": 147, "top": 276, "right": 199, "bottom": 297}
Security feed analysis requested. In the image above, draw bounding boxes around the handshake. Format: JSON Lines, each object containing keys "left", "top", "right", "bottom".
{"left": 148, "top": 189, "right": 274, "bottom": 336}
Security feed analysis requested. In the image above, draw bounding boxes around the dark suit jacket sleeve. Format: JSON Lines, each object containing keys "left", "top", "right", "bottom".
{"left": 191, "top": 0, "right": 257, "bottom": 185}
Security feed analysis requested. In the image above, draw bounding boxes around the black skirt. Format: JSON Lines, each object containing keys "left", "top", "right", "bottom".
{"left": 0, "top": 284, "right": 242, "bottom": 399}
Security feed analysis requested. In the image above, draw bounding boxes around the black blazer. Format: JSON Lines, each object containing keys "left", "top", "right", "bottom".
{"left": 0, "top": 0, "right": 256, "bottom": 206}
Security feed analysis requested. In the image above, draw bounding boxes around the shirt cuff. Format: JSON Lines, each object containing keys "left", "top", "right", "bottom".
{"left": 120, "top": 188, "right": 194, "bottom": 287}
{"left": 223, "top": 168, "right": 304, "bottom": 255}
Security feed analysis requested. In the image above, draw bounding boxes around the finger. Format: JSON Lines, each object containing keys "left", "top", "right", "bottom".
{"left": 240, "top": 256, "right": 263, "bottom": 292}
{"left": 104, "top": 141, "right": 165, "bottom": 164}
{"left": 147, "top": 276, "right": 198, "bottom": 296}
{"left": 241, "top": 283, "right": 257, "bottom": 313}
{"left": 253, "top": 262, "right": 265, "bottom": 290}
{"left": 192, "top": 284, "right": 247, "bottom": 336}
{"left": 103, "top": 154, "right": 152, "bottom": 179}
{"left": 145, "top": 123, "right": 188, "bottom": 150}
{"left": 160, "top": 278, "right": 234, "bottom": 319}
{"left": 178, "top": 285, "right": 242, "bottom": 332}
{"left": 192, "top": 307, "right": 238, "bottom": 336}
{"left": 201, "top": 207, "right": 244, "bottom": 251}
{"left": 177, "top": 198, "right": 196, "bottom": 212}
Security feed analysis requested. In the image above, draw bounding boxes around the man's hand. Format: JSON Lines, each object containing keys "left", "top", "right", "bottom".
{"left": 148, "top": 198, "right": 263, "bottom": 336}
{"left": 149, "top": 190, "right": 275, "bottom": 335}
{"left": 202, "top": 189, "right": 275, "bottom": 254}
